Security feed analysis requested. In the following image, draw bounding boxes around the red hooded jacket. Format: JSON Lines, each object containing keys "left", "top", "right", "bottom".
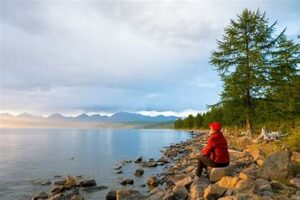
{"left": 201, "top": 132, "right": 230, "bottom": 163}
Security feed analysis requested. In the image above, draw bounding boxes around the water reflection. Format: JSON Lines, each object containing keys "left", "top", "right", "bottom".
{"left": 0, "top": 128, "right": 189, "bottom": 199}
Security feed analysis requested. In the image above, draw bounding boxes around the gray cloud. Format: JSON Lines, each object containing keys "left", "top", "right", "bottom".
{"left": 0, "top": 0, "right": 299, "bottom": 115}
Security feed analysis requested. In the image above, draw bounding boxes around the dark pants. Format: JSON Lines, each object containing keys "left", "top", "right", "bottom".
{"left": 197, "top": 155, "right": 229, "bottom": 177}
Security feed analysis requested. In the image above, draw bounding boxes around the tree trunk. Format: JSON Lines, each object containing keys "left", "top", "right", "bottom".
{"left": 245, "top": 29, "right": 252, "bottom": 138}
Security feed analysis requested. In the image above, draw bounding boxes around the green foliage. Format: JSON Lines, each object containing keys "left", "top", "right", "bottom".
{"left": 210, "top": 9, "right": 286, "bottom": 130}
{"left": 174, "top": 9, "right": 300, "bottom": 131}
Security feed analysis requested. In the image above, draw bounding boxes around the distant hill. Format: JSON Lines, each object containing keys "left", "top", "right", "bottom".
{"left": 0, "top": 112, "right": 177, "bottom": 128}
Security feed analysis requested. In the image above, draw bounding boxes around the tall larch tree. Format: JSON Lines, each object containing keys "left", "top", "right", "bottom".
{"left": 210, "top": 9, "right": 285, "bottom": 135}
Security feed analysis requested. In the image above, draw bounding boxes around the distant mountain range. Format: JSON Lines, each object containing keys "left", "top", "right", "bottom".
{"left": 0, "top": 112, "right": 177, "bottom": 128}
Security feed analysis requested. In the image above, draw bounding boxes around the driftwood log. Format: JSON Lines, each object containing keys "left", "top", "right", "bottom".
{"left": 255, "top": 127, "right": 289, "bottom": 142}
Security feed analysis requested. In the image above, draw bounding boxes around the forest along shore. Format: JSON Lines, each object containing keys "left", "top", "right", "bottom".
{"left": 31, "top": 130, "right": 300, "bottom": 200}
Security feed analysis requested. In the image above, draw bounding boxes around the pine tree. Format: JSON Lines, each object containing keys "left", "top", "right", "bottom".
{"left": 194, "top": 113, "right": 204, "bottom": 128}
{"left": 268, "top": 35, "right": 300, "bottom": 128}
{"left": 210, "top": 9, "right": 284, "bottom": 135}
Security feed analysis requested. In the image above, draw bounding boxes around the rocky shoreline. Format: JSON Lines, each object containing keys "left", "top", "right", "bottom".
{"left": 31, "top": 130, "right": 300, "bottom": 200}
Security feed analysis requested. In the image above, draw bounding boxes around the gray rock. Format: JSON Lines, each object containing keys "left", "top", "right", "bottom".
{"left": 147, "top": 176, "right": 158, "bottom": 190}
{"left": 142, "top": 161, "right": 157, "bottom": 168}
{"left": 115, "top": 170, "right": 123, "bottom": 174}
{"left": 47, "top": 193, "right": 65, "bottom": 200}
{"left": 116, "top": 189, "right": 147, "bottom": 200}
{"left": 135, "top": 156, "right": 143, "bottom": 163}
{"left": 54, "top": 180, "right": 66, "bottom": 186}
{"left": 106, "top": 191, "right": 117, "bottom": 200}
{"left": 79, "top": 179, "right": 96, "bottom": 187}
{"left": 157, "top": 157, "right": 170, "bottom": 164}
{"left": 64, "top": 176, "right": 80, "bottom": 187}
{"left": 148, "top": 187, "right": 165, "bottom": 200}
{"left": 259, "top": 150, "right": 290, "bottom": 181}
{"left": 113, "top": 165, "right": 122, "bottom": 170}
{"left": 254, "top": 178, "right": 273, "bottom": 196}
{"left": 120, "top": 178, "right": 134, "bottom": 185}
{"left": 171, "top": 174, "right": 192, "bottom": 187}
{"left": 51, "top": 186, "right": 66, "bottom": 194}
{"left": 172, "top": 185, "right": 188, "bottom": 200}
{"left": 32, "top": 191, "right": 48, "bottom": 200}
{"left": 134, "top": 169, "right": 144, "bottom": 176}
{"left": 82, "top": 185, "right": 108, "bottom": 192}
{"left": 31, "top": 179, "right": 51, "bottom": 186}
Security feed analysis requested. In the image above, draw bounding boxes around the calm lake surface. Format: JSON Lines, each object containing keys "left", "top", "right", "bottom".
{"left": 0, "top": 128, "right": 190, "bottom": 200}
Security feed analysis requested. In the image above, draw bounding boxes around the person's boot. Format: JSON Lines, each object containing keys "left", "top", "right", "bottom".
{"left": 202, "top": 168, "right": 210, "bottom": 178}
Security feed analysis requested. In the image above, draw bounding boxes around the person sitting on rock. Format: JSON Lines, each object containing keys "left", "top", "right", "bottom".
{"left": 196, "top": 122, "right": 230, "bottom": 178}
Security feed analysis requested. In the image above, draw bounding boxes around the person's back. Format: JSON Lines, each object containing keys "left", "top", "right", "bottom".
{"left": 209, "top": 132, "right": 230, "bottom": 163}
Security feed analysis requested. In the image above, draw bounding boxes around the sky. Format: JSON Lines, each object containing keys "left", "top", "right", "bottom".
{"left": 0, "top": 0, "right": 299, "bottom": 117}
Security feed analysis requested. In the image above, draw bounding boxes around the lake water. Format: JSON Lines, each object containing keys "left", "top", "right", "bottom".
{"left": 0, "top": 128, "right": 190, "bottom": 200}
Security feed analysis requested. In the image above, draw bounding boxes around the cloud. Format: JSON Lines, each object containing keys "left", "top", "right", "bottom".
{"left": 1, "top": 0, "right": 299, "bottom": 115}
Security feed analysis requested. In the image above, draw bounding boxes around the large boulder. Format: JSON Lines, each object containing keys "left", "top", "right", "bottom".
{"left": 259, "top": 150, "right": 290, "bottom": 181}
{"left": 171, "top": 174, "right": 193, "bottom": 187}
{"left": 203, "top": 184, "right": 226, "bottom": 200}
{"left": 210, "top": 162, "right": 238, "bottom": 182}
{"left": 116, "top": 189, "right": 147, "bottom": 200}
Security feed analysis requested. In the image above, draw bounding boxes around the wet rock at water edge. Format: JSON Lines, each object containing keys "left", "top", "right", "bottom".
{"left": 79, "top": 179, "right": 96, "bottom": 187}
{"left": 134, "top": 169, "right": 144, "bottom": 176}
{"left": 51, "top": 186, "right": 66, "bottom": 194}
{"left": 113, "top": 165, "right": 122, "bottom": 170}
{"left": 31, "top": 179, "right": 52, "bottom": 186}
{"left": 116, "top": 189, "right": 147, "bottom": 200}
{"left": 135, "top": 156, "right": 143, "bottom": 163}
{"left": 81, "top": 185, "right": 108, "bottom": 192}
{"left": 54, "top": 180, "right": 66, "bottom": 186}
{"left": 32, "top": 191, "right": 48, "bottom": 200}
{"left": 142, "top": 161, "right": 158, "bottom": 168}
{"left": 147, "top": 176, "right": 158, "bottom": 190}
{"left": 120, "top": 178, "right": 134, "bottom": 185}
{"left": 114, "top": 170, "right": 123, "bottom": 174}
{"left": 106, "top": 190, "right": 117, "bottom": 200}
{"left": 47, "top": 193, "right": 65, "bottom": 200}
{"left": 64, "top": 175, "right": 80, "bottom": 187}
